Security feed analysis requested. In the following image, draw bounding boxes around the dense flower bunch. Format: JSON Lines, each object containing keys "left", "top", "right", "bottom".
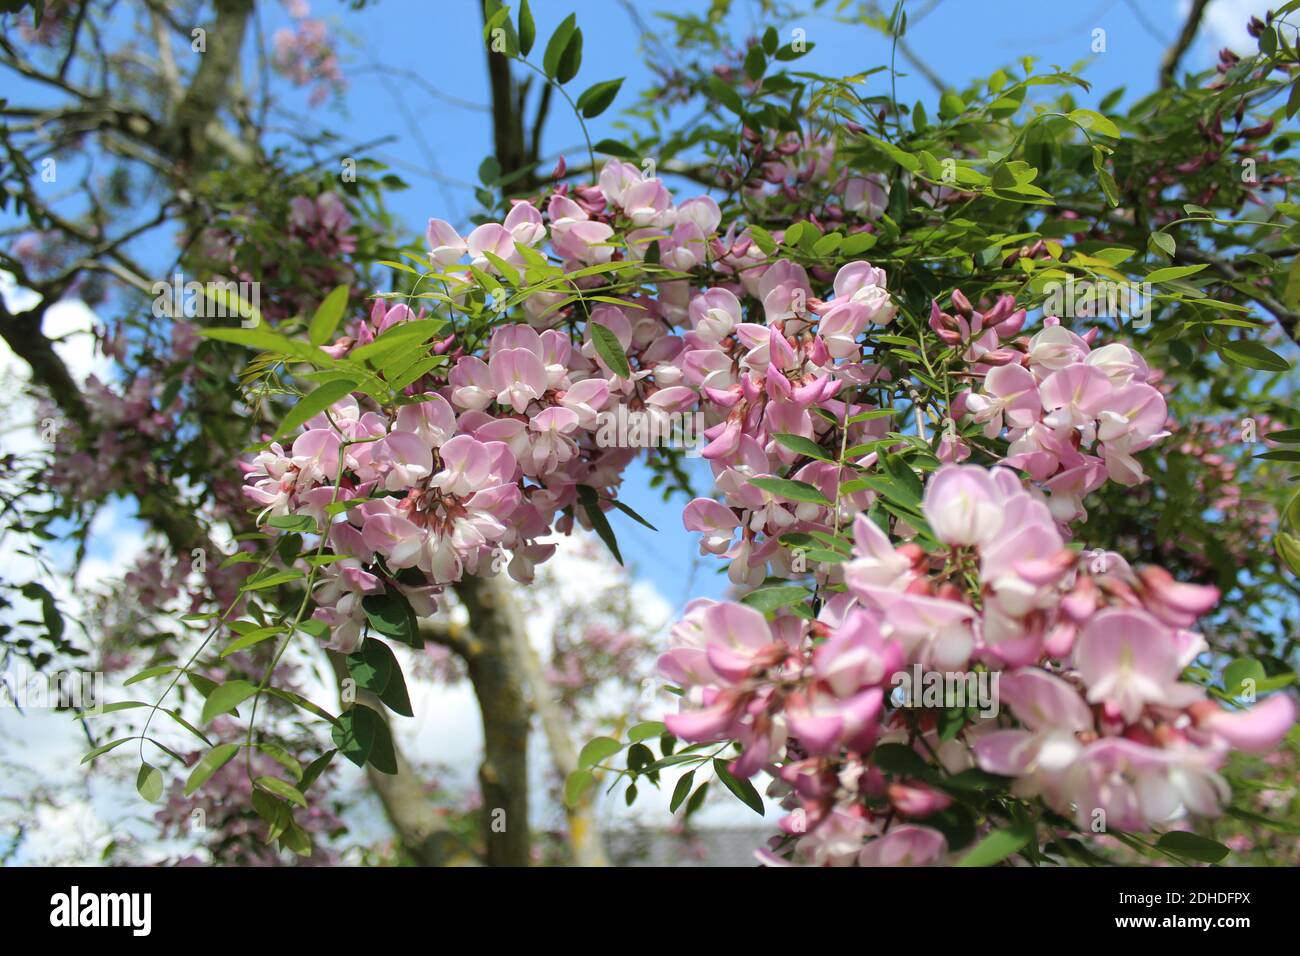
{"left": 201, "top": 191, "right": 357, "bottom": 323}
{"left": 238, "top": 154, "right": 1295, "bottom": 864}
{"left": 940, "top": 295, "right": 1170, "bottom": 521}
{"left": 662, "top": 464, "right": 1297, "bottom": 866}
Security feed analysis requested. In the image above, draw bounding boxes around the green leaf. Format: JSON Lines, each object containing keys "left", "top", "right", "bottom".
{"left": 239, "top": 568, "right": 305, "bottom": 591}
{"left": 578, "top": 735, "right": 621, "bottom": 768}
{"left": 308, "top": 285, "right": 349, "bottom": 346}
{"left": 577, "top": 485, "right": 623, "bottom": 565}
{"left": 124, "top": 665, "right": 178, "bottom": 686}
{"left": 1156, "top": 831, "right": 1230, "bottom": 863}
{"left": 267, "top": 514, "right": 318, "bottom": 533}
{"left": 938, "top": 91, "right": 965, "bottom": 119}
{"left": 863, "top": 135, "right": 920, "bottom": 172}
{"left": 200, "top": 326, "right": 329, "bottom": 366}
{"left": 221, "top": 626, "right": 283, "bottom": 658}
{"left": 956, "top": 823, "right": 1035, "bottom": 867}
{"left": 772, "top": 432, "right": 834, "bottom": 462}
{"left": 628, "top": 720, "right": 666, "bottom": 743}
{"left": 299, "top": 749, "right": 337, "bottom": 792}
{"left": 873, "top": 742, "right": 931, "bottom": 777}
{"left": 713, "top": 758, "right": 764, "bottom": 815}
{"left": 608, "top": 498, "right": 658, "bottom": 531}
{"left": 332, "top": 705, "right": 397, "bottom": 774}
{"left": 1148, "top": 231, "right": 1176, "bottom": 259}
{"left": 670, "top": 770, "right": 695, "bottom": 812}
{"left": 185, "top": 743, "right": 240, "bottom": 795}
{"left": 136, "top": 762, "right": 164, "bottom": 803}
{"left": 81, "top": 736, "right": 135, "bottom": 764}
{"left": 564, "top": 769, "right": 594, "bottom": 808}
{"left": 740, "top": 585, "right": 810, "bottom": 614}
{"left": 516, "top": 0, "right": 535, "bottom": 55}
{"left": 593, "top": 138, "right": 639, "bottom": 160}
{"left": 347, "top": 638, "right": 414, "bottom": 717}
{"left": 743, "top": 44, "right": 766, "bottom": 82}
{"left": 201, "top": 680, "right": 259, "bottom": 725}
{"left": 576, "top": 78, "right": 623, "bottom": 118}
{"left": 255, "top": 775, "right": 308, "bottom": 809}
{"left": 257, "top": 743, "right": 303, "bottom": 781}
{"left": 1068, "top": 108, "right": 1120, "bottom": 139}
{"left": 1275, "top": 531, "right": 1300, "bottom": 576}
{"left": 550, "top": 20, "right": 583, "bottom": 84}
{"left": 840, "top": 232, "right": 878, "bottom": 256}
{"left": 748, "top": 476, "right": 832, "bottom": 506}
{"left": 362, "top": 587, "right": 421, "bottom": 648}
{"left": 1223, "top": 657, "right": 1266, "bottom": 696}
{"left": 1217, "top": 339, "right": 1291, "bottom": 372}
{"left": 1146, "top": 264, "right": 1208, "bottom": 283}
{"left": 589, "top": 321, "right": 630, "bottom": 378}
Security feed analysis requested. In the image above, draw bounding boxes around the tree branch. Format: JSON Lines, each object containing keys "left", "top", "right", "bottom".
{"left": 1160, "top": 0, "right": 1211, "bottom": 88}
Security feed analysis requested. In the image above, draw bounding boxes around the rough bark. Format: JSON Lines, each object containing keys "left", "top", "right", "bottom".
{"left": 452, "top": 574, "right": 533, "bottom": 866}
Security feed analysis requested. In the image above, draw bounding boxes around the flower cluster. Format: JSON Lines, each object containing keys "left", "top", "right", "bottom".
{"left": 661, "top": 463, "right": 1296, "bottom": 866}
{"left": 271, "top": 0, "right": 346, "bottom": 107}
{"left": 937, "top": 292, "right": 1169, "bottom": 521}
{"left": 235, "top": 156, "right": 1295, "bottom": 865}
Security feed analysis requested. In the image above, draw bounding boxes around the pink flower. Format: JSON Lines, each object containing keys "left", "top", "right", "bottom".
{"left": 1074, "top": 608, "right": 1198, "bottom": 722}
{"left": 426, "top": 218, "right": 466, "bottom": 267}
{"left": 489, "top": 347, "right": 548, "bottom": 412}
{"left": 857, "top": 825, "right": 947, "bottom": 866}
{"left": 371, "top": 430, "right": 434, "bottom": 491}
{"left": 1194, "top": 695, "right": 1296, "bottom": 752}
{"left": 922, "top": 465, "right": 1004, "bottom": 547}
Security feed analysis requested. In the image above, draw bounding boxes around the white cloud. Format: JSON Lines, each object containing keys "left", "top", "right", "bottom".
{"left": 1181, "top": 0, "right": 1275, "bottom": 54}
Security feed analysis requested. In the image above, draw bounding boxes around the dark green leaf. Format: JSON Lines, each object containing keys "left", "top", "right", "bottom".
{"left": 589, "top": 321, "right": 630, "bottom": 378}
{"left": 576, "top": 78, "right": 623, "bottom": 118}
{"left": 956, "top": 823, "right": 1035, "bottom": 867}
{"left": 362, "top": 587, "right": 421, "bottom": 648}
{"left": 713, "top": 758, "right": 764, "bottom": 815}
{"left": 1156, "top": 831, "right": 1230, "bottom": 863}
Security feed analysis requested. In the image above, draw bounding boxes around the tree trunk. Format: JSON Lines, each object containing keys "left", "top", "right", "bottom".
{"left": 453, "top": 574, "right": 533, "bottom": 865}
{"left": 488, "top": 574, "right": 609, "bottom": 866}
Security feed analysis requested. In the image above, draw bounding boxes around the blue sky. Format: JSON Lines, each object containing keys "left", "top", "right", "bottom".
{"left": 1, "top": 0, "right": 1268, "bottom": 609}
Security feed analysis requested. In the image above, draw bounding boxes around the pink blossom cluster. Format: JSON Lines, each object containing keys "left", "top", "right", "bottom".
{"left": 240, "top": 162, "right": 746, "bottom": 647}
{"left": 41, "top": 365, "right": 181, "bottom": 503}
{"left": 271, "top": 0, "right": 346, "bottom": 107}
{"left": 233, "top": 156, "right": 1294, "bottom": 866}
{"left": 935, "top": 291, "right": 1170, "bottom": 522}
{"left": 660, "top": 463, "right": 1296, "bottom": 866}
{"left": 201, "top": 192, "right": 356, "bottom": 323}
